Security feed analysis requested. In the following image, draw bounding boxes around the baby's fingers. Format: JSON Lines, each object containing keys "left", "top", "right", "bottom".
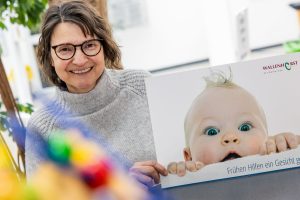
{"left": 167, "top": 162, "right": 186, "bottom": 176}
{"left": 177, "top": 161, "right": 186, "bottom": 177}
{"left": 266, "top": 138, "right": 276, "bottom": 154}
{"left": 259, "top": 142, "right": 267, "bottom": 155}
{"left": 275, "top": 134, "right": 288, "bottom": 152}
{"left": 186, "top": 161, "right": 204, "bottom": 172}
{"left": 282, "top": 132, "right": 298, "bottom": 149}
{"left": 167, "top": 162, "right": 177, "bottom": 174}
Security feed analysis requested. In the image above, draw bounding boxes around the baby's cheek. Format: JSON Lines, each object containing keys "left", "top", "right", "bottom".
{"left": 191, "top": 144, "right": 221, "bottom": 165}
{"left": 245, "top": 137, "right": 265, "bottom": 154}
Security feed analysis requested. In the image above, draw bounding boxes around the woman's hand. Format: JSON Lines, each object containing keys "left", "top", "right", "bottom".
{"left": 167, "top": 161, "right": 204, "bottom": 177}
{"left": 129, "top": 160, "right": 168, "bottom": 187}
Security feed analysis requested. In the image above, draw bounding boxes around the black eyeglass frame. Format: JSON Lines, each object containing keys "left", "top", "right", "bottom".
{"left": 51, "top": 39, "right": 103, "bottom": 60}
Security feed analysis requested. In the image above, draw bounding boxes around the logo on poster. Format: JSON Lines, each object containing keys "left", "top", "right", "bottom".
{"left": 262, "top": 60, "right": 298, "bottom": 74}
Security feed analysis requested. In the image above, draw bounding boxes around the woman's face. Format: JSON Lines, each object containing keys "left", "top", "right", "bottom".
{"left": 50, "top": 22, "right": 105, "bottom": 93}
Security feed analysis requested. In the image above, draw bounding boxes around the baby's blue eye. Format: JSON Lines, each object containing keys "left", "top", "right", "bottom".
{"left": 238, "top": 123, "right": 252, "bottom": 132}
{"left": 204, "top": 127, "right": 220, "bottom": 136}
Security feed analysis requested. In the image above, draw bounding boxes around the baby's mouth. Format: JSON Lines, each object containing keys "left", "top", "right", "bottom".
{"left": 221, "top": 152, "right": 241, "bottom": 162}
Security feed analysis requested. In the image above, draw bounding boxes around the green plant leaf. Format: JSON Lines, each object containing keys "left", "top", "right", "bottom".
{"left": 0, "top": 0, "right": 47, "bottom": 30}
{"left": 0, "top": 21, "right": 6, "bottom": 29}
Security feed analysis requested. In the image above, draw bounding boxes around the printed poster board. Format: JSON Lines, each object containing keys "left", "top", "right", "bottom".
{"left": 145, "top": 53, "right": 300, "bottom": 188}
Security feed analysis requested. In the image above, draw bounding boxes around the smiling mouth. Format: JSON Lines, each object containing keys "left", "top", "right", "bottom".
{"left": 71, "top": 67, "right": 93, "bottom": 74}
{"left": 221, "top": 153, "right": 241, "bottom": 162}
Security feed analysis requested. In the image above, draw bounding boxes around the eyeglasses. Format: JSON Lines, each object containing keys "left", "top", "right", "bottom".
{"left": 51, "top": 39, "right": 103, "bottom": 60}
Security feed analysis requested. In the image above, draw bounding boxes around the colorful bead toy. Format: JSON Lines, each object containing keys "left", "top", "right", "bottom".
{"left": 0, "top": 129, "right": 148, "bottom": 200}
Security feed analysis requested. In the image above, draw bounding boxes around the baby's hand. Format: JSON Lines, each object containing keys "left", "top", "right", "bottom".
{"left": 266, "top": 132, "right": 300, "bottom": 154}
{"left": 167, "top": 161, "right": 204, "bottom": 177}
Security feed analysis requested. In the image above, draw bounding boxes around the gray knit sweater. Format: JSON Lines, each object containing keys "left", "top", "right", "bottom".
{"left": 25, "top": 69, "right": 156, "bottom": 176}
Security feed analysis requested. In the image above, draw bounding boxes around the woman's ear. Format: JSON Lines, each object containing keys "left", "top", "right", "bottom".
{"left": 183, "top": 147, "right": 192, "bottom": 161}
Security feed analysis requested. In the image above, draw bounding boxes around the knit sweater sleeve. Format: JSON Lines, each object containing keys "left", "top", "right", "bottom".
{"left": 25, "top": 106, "right": 59, "bottom": 177}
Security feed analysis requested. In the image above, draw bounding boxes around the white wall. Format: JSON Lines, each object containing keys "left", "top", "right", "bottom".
{"left": 248, "top": 0, "right": 299, "bottom": 48}
{"left": 114, "top": 0, "right": 208, "bottom": 71}
{"left": 114, "top": 0, "right": 299, "bottom": 71}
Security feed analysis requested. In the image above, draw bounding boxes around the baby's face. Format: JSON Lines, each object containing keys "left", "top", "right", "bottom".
{"left": 184, "top": 86, "right": 268, "bottom": 165}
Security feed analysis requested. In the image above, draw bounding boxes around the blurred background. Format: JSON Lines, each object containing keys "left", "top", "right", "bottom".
{"left": 1, "top": 0, "right": 300, "bottom": 105}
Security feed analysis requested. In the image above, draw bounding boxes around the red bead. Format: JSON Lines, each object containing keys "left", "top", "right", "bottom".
{"left": 80, "top": 159, "right": 112, "bottom": 188}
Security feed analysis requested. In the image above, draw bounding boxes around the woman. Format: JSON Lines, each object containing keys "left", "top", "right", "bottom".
{"left": 25, "top": 0, "right": 167, "bottom": 187}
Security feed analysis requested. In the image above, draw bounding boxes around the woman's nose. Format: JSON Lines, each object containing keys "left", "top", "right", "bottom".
{"left": 221, "top": 132, "right": 240, "bottom": 145}
{"left": 72, "top": 48, "right": 88, "bottom": 65}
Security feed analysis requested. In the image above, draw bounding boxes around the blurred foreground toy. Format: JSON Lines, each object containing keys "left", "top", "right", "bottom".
{"left": 0, "top": 131, "right": 26, "bottom": 199}
{"left": 0, "top": 129, "right": 148, "bottom": 200}
{"left": 0, "top": 141, "right": 24, "bottom": 200}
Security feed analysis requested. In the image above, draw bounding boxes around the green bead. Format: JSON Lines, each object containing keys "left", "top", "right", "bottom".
{"left": 48, "top": 133, "right": 72, "bottom": 164}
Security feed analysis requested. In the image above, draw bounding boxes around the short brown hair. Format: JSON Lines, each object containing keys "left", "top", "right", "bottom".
{"left": 37, "top": 0, "right": 122, "bottom": 89}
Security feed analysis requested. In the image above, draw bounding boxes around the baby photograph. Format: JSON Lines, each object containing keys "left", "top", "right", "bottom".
{"left": 145, "top": 52, "right": 300, "bottom": 188}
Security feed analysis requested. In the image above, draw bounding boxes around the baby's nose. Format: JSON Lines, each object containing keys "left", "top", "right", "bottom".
{"left": 221, "top": 132, "right": 240, "bottom": 145}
